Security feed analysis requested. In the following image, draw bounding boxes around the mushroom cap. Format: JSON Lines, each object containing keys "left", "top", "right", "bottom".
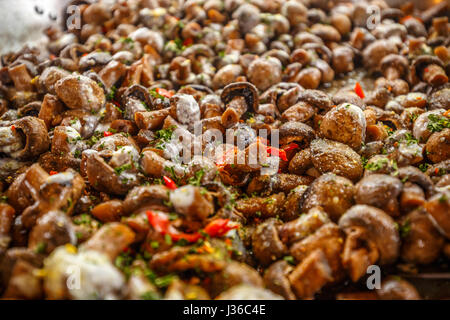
{"left": 381, "top": 54, "right": 409, "bottom": 76}
{"left": 13, "top": 116, "right": 50, "bottom": 160}
{"left": 302, "top": 43, "right": 332, "bottom": 63}
{"left": 278, "top": 121, "right": 315, "bottom": 146}
{"left": 252, "top": 218, "right": 287, "bottom": 266}
{"left": 396, "top": 166, "right": 434, "bottom": 197}
{"left": 123, "top": 185, "right": 170, "bottom": 214}
{"left": 339, "top": 205, "right": 400, "bottom": 265}
{"left": 411, "top": 55, "right": 445, "bottom": 80}
{"left": 297, "top": 89, "right": 333, "bottom": 110}
{"left": 84, "top": 151, "right": 139, "bottom": 195}
{"left": 181, "top": 44, "right": 215, "bottom": 59}
{"left": 220, "top": 82, "right": 258, "bottom": 112}
{"left": 121, "top": 84, "right": 153, "bottom": 109}
{"left": 79, "top": 52, "right": 112, "bottom": 70}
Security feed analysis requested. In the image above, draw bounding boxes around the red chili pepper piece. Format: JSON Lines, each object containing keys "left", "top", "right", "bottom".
{"left": 283, "top": 143, "right": 300, "bottom": 152}
{"left": 10, "top": 125, "right": 16, "bottom": 131}
{"left": 163, "top": 176, "right": 178, "bottom": 190}
{"left": 169, "top": 231, "right": 202, "bottom": 243}
{"left": 103, "top": 131, "right": 113, "bottom": 137}
{"left": 49, "top": 171, "right": 58, "bottom": 175}
{"left": 146, "top": 210, "right": 202, "bottom": 243}
{"left": 146, "top": 210, "right": 171, "bottom": 234}
{"left": 156, "top": 88, "right": 174, "bottom": 98}
{"left": 266, "top": 147, "right": 288, "bottom": 162}
{"left": 183, "top": 38, "right": 194, "bottom": 47}
{"left": 204, "top": 219, "right": 239, "bottom": 238}
{"left": 354, "top": 82, "right": 365, "bottom": 99}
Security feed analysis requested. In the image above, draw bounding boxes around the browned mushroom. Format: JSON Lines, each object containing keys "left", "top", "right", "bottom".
{"left": 380, "top": 54, "right": 409, "bottom": 81}
{"left": 55, "top": 74, "right": 105, "bottom": 112}
{"left": 376, "top": 277, "right": 421, "bottom": 300}
{"left": 355, "top": 174, "right": 403, "bottom": 217}
{"left": 400, "top": 208, "right": 444, "bottom": 265}
{"left": 220, "top": 82, "right": 258, "bottom": 128}
{"left": 411, "top": 55, "right": 448, "bottom": 86}
{"left": 319, "top": 103, "right": 366, "bottom": 150}
{"left": 339, "top": 205, "right": 400, "bottom": 282}
{"left": 251, "top": 218, "right": 287, "bottom": 266}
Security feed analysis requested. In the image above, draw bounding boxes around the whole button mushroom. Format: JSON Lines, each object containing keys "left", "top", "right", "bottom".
{"left": 251, "top": 218, "right": 287, "bottom": 266}
{"left": 310, "top": 24, "right": 341, "bottom": 43}
{"left": 309, "top": 138, "right": 364, "bottom": 181}
{"left": 55, "top": 74, "right": 105, "bottom": 112}
{"left": 338, "top": 205, "right": 401, "bottom": 282}
{"left": 354, "top": 174, "right": 403, "bottom": 217}
{"left": 376, "top": 277, "right": 421, "bottom": 300}
{"left": 84, "top": 150, "right": 140, "bottom": 196}
{"left": 212, "top": 64, "right": 243, "bottom": 90}
{"left": 247, "top": 57, "right": 282, "bottom": 91}
{"left": 428, "top": 87, "right": 450, "bottom": 110}
{"left": 28, "top": 210, "right": 76, "bottom": 255}
{"left": 413, "top": 109, "right": 446, "bottom": 143}
{"left": 362, "top": 39, "right": 398, "bottom": 71}
{"left": 8, "top": 117, "right": 50, "bottom": 160}
{"left": 220, "top": 82, "right": 258, "bottom": 128}
{"left": 332, "top": 46, "right": 355, "bottom": 74}
{"left": 170, "top": 93, "right": 201, "bottom": 131}
{"left": 319, "top": 103, "right": 366, "bottom": 150}
{"left": 301, "top": 173, "right": 355, "bottom": 222}
{"left": 38, "top": 67, "right": 71, "bottom": 95}
{"left": 279, "top": 121, "right": 315, "bottom": 148}
{"left": 424, "top": 191, "right": 450, "bottom": 239}
{"left": 380, "top": 54, "right": 409, "bottom": 81}
{"left": 411, "top": 55, "right": 448, "bottom": 86}
{"left": 425, "top": 128, "right": 450, "bottom": 163}
{"left": 400, "top": 208, "right": 444, "bottom": 265}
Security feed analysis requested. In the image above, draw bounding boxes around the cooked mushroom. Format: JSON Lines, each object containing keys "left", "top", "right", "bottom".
{"left": 55, "top": 74, "right": 105, "bottom": 112}
{"left": 339, "top": 205, "right": 400, "bottom": 281}
{"left": 319, "top": 103, "right": 366, "bottom": 150}
{"left": 355, "top": 174, "right": 403, "bottom": 217}
{"left": 220, "top": 82, "right": 258, "bottom": 128}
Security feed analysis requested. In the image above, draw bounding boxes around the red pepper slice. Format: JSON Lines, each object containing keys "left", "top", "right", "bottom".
{"left": 147, "top": 210, "right": 202, "bottom": 243}
{"left": 400, "top": 15, "right": 422, "bottom": 24}
{"left": 49, "top": 170, "right": 58, "bottom": 176}
{"left": 266, "top": 147, "right": 288, "bottom": 162}
{"left": 169, "top": 231, "right": 202, "bottom": 243}
{"left": 146, "top": 210, "right": 171, "bottom": 234}
{"left": 156, "top": 88, "right": 174, "bottom": 99}
{"left": 283, "top": 143, "right": 300, "bottom": 152}
{"left": 10, "top": 125, "right": 16, "bottom": 131}
{"left": 204, "top": 219, "right": 239, "bottom": 238}
{"left": 354, "top": 82, "right": 365, "bottom": 99}
{"left": 183, "top": 38, "right": 194, "bottom": 47}
{"left": 163, "top": 176, "right": 178, "bottom": 190}
{"left": 103, "top": 131, "right": 113, "bottom": 137}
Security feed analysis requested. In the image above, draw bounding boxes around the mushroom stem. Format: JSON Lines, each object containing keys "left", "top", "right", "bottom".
{"left": 221, "top": 96, "right": 247, "bottom": 128}
{"left": 422, "top": 64, "right": 448, "bottom": 86}
{"left": 385, "top": 67, "right": 400, "bottom": 81}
